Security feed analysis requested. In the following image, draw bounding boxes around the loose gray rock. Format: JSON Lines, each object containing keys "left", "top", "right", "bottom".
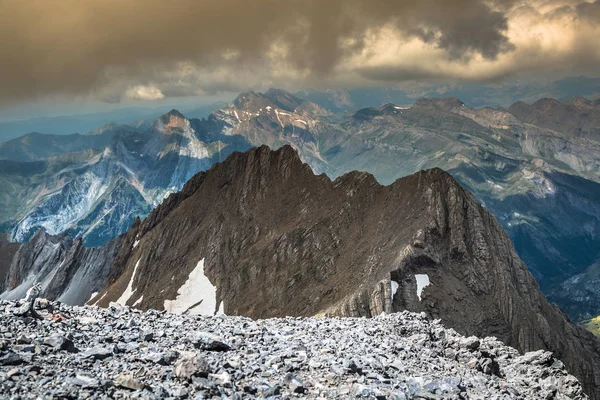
{"left": 193, "top": 332, "right": 231, "bottom": 352}
{"left": 43, "top": 334, "right": 78, "bottom": 353}
{"left": 0, "top": 300, "right": 589, "bottom": 399}
{"left": 174, "top": 352, "right": 211, "bottom": 380}
{"left": 81, "top": 346, "right": 112, "bottom": 360}
{"left": 114, "top": 373, "right": 144, "bottom": 390}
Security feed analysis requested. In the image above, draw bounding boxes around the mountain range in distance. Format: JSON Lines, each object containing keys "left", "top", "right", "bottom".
{"left": 1, "top": 88, "right": 600, "bottom": 327}
{"left": 3, "top": 75, "right": 600, "bottom": 143}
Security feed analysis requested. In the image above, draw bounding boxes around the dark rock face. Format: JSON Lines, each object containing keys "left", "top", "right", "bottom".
{"left": 0, "top": 233, "right": 19, "bottom": 284}
{"left": 81, "top": 145, "right": 600, "bottom": 398}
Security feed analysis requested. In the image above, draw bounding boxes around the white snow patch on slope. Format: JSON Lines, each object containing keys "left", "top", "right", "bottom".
{"left": 217, "top": 301, "right": 225, "bottom": 315}
{"left": 88, "top": 292, "right": 98, "bottom": 304}
{"left": 163, "top": 258, "right": 222, "bottom": 316}
{"left": 116, "top": 259, "right": 141, "bottom": 306}
{"left": 133, "top": 240, "right": 140, "bottom": 249}
{"left": 91, "top": 291, "right": 108, "bottom": 306}
{"left": 133, "top": 295, "right": 144, "bottom": 307}
{"left": 415, "top": 274, "right": 431, "bottom": 301}
{"left": 390, "top": 281, "right": 399, "bottom": 303}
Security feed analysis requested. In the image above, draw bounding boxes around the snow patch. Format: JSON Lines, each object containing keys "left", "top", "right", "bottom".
{"left": 133, "top": 295, "right": 144, "bottom": 307}
{"left": 87, "top": 292, "right": 98, "bottom": 304}
{"left": 92, "top": 291, "right": 108, "bottom": 306}
{"left": 390, "top": 281, "right": 399, "bottom": 303}
{"left": 415, "top": 274, "right": 430, "bottom": 301}
{"left": 217, "top": 301, "right": 225, "bottom": 315}
{"left": 133, "top": 240, "right": 140, "bottom": 249}
{"left": 116, "top": 259, "right": 141, "bottom": 306}
{"left": 163, "top": 258, "right": 223, "bottom": 316}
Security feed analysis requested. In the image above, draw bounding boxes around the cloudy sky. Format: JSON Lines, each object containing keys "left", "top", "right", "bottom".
{"left": 2, "top": 0, "right": 600, "bottom": 111}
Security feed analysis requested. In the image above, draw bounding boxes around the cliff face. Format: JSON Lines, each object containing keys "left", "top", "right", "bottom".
{"left": 2, "top": 145, "right": 600, "bottom": 397}
{"left": 0, "top": 230, "right": 118, "bottom": 305}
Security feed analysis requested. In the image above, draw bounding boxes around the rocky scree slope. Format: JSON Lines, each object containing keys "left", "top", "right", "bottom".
{"left": 67, "top": 145, "right": 600, "bottom": 398}
{"left": 0, "top": 300, "right": 588, "bottom": 399}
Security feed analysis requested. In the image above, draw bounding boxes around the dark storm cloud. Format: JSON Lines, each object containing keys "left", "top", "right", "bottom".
{"left": 0, "top": 0, "right": 515, "bottom": 104}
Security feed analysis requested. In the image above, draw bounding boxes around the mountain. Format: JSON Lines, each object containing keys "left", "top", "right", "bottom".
{"left": 0, "top": 111, "right": 254, "bottom": 246}
{"left": 317, "top": 97, "right": 600, "bottom": 294}
{"left": 297, "top": 76, "right": 600, "bottom": 111}
{"left": 0, "top": 130, "right": 115, "bottom": 162}
{"left": 2, "top": 89, "right": 600, "bottom": 322}
{"left": 0, "top": 89, "right": 336, "bottom": 247}
{"left": 0, "top": 103, "right": 223, "bottom": 144}
{"left": 2, "top": 145, "right": 600, "bottom": 398}
{"left": 508, "top": 97, "right": 600, "bottom": 136}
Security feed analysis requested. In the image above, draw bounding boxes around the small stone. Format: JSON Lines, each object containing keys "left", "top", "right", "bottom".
{"left": 81, "top": 346, "right": 112, "bottom": 360}
{"left": 461, "top": 336, "right": 480, "bottom": 351}
{"left": 174, "top": 352, "right": 211, "bottom": 380}
{"left": 114, "top": 373, "right": 144, "bottom": 390}
{"left": 43, "top": 334, "right": 78, "bottom": 353}
{"left": 7, "top": 368, "right": 21, "bottom": 378}
{"left": 0, "top": 352, "right": 23, "bottom": 366}
{"left": 284, "top": 373, "right": 306, "bottom": 393}
{"left": 210, "top": 371, "right": 231, "bottom": 386}
{"left": 70, "top": 374, "right": 100, "bottom": 388}
{"left": 169, "top": 386, "right": 189, "bottom": 398}
{"left": 193, "top": 332, "right": 231, "bottom": 352}
{"left": 139, "top": 330, "right": 153, "bottom": 342}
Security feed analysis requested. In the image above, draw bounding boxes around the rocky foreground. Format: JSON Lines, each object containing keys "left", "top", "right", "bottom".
{"left": 0, "top": 300, "right": 586, "bottom": 399}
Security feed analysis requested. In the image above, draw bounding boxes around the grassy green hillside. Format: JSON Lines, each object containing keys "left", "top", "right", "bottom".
{"left": 584, "top": 316, "right": 600, "bottom": 337}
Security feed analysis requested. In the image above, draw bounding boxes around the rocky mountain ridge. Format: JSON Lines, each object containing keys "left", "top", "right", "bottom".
{"left": 2, "top": 145, "right": 599, "bottom": 397}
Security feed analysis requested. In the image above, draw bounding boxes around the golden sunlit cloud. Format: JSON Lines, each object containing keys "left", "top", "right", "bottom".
{"left": 0, "top": 0, "right": 599, "bottom": 105}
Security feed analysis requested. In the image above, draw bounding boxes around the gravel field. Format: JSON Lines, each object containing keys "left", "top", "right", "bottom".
{"left": 0, "top": 300, "right": 587, "bottom": 399}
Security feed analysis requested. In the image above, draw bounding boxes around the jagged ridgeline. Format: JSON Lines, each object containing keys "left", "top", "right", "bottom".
{"left": 2, "top": 145, "right": 600, "bottom": 398}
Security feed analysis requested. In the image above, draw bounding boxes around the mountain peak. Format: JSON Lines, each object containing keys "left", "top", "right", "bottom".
{"left": 162, "top": 109, "right": 186, "bottom": 119}
{"left": 231, "top": 88, "right": 304, "bottom": 114}
{"left": 413, "top": 97, "right": 466, "bottom": 110}
{"left": 157, "top": 109, "right": 188, "bottom": 129}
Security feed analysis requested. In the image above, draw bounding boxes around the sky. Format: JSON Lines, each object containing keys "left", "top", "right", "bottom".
{"left": 1, "top": 0, "right": 600, "bottom": 118}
